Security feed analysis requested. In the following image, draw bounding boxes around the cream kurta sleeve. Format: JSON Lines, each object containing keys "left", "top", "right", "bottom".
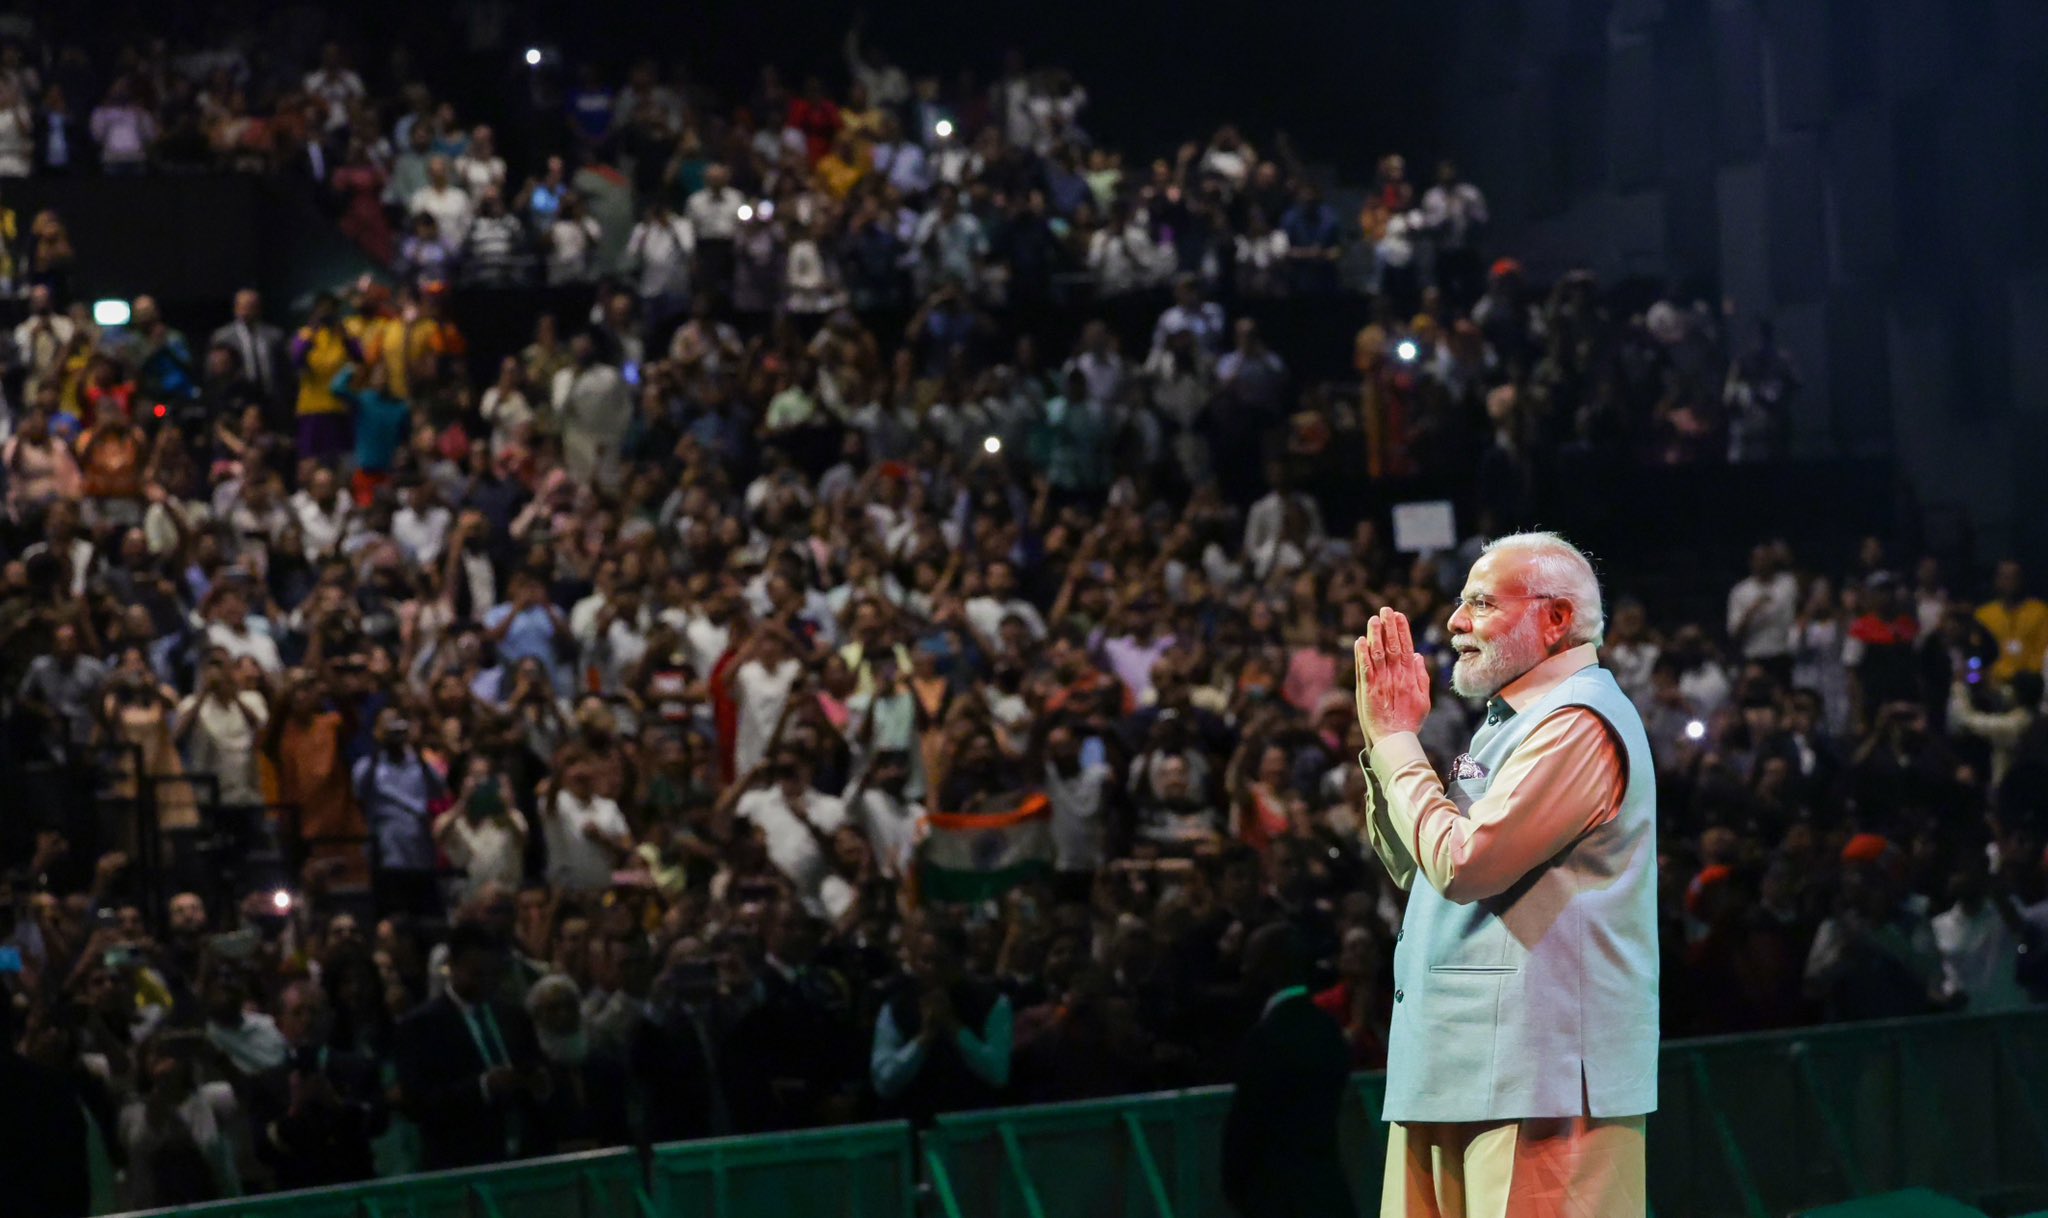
{"left": 1361, "top": 708, "right": 1625, "bottom": 905}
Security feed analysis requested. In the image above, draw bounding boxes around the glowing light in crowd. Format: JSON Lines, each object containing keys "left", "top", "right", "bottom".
{"left": 93, "top": 299, "right": 131, "bottom": 326}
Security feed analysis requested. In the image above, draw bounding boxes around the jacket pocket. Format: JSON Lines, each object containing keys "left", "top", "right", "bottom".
{"left": 1427, "top": 964, "right": 1519, "bottom": 975}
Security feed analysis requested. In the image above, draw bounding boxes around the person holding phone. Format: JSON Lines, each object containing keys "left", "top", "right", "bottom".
{"left": 539, "top": 756, "right": 633, "bottom": 896}
{"left": 434, "top": 756, "right": 530, "bottom": 902}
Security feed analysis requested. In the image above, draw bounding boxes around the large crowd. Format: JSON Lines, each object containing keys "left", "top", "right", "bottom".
{"left": 0, "top": 22, "right": 2044, "bottom": 1217}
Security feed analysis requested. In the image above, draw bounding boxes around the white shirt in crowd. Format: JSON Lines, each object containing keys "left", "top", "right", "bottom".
{"left": 626, "top": 213, "right": 695, "bottom": 299}
{"left": 1044, "top": 758, "right": 1112, "bottom": 872}
{"left": 1087, "top": 222, "right": 1171, "bottom": 296}
{"left": 175, "top": 690, "right": 270, "bottom": 806}
{"left": 1931, "top": 900, "right": 2030, "bottom": 1014}
{"left": 965, "top": 595, "right": 1048, "bottom": 643}
{"left": 544, "top": 788, "right": 630, "bottom": 894}
{"left": 1242, "top": 490, "right": 1325, "bottom": 558}
{"left": 409, "top": 183, "right": 474, "bottom": 244}
{"left": 1726, "top": 571, "right": 1799, "bottom": 659}
{"left": 454, "top": 151, "right": 508, "bottom": 195}
{"left": 480, "top": 385, "right": 536, "bottom": 449}
{"left": 205, "top": 620, "right": 282, "bottom": 673}
{"left": 303, "top": 67, "right": 364, "bottom": 131}
{"left": 205, "top": 1010, "right": 288, "bottom": 1075}
{"left": 1421, "top": 180, "right": 1490, "bottom": 248}
{"left": 736, "top": 785, "right": 854, "bottom": 918}
{"left": 685, "top": 185, "right": 746, "bottom": 241}
{"left": 852, "top": 787, "right": 921, "bottom": 878}
{"left": 733, "top": 657, "right": 803, "bottom": 775}
{"left": 441, "top": 809, "right": 529, "bottom": 898}
{"left": 392, "top": 503, "right": 453, "bottom": 565}
{"left": 120, "top": 1080, "right": 241, "bottom": 1208}
{"left": 546, "top": 215, "right": 603, "bottom": 283}
{"left": 291, "top": 491, "right": 352, "bottom": 557}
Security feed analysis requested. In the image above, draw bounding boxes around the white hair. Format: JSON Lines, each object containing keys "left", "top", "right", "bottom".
{"left": 525, "top": 972, "right": 581, "bottom": 1013}
{"left": 1479, "top": 531, "right": 1605, "bottom": 647}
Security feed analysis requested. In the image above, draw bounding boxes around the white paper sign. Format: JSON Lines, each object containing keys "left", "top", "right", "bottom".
{"left": 1391, "top": 500, "right": 1457, "bottom": 554}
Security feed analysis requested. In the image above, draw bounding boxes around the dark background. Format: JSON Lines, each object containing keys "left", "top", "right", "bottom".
{"left": 19, "top": 0, "right": 2044, "bottom": 571}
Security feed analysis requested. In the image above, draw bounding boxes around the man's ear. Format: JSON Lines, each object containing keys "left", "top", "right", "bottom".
{"left": 1547, "top": 600, "right": 1575, "bottom": 650}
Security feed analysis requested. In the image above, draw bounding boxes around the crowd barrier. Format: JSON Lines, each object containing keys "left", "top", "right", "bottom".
{"left": 127, "top": 1123, "right": 916, "bottom": 1218}
{"left": 120, "top": 1011, "right": 2048, "bottom": 1218}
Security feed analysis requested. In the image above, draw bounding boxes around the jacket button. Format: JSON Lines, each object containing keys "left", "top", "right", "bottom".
{"left": 1394, "top": 989, "right": 1404, "bottom": 1003}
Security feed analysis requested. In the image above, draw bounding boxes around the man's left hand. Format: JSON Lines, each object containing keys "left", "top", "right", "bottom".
{"left": 1357, "top": 608, "right": 1432, "bottom": 746}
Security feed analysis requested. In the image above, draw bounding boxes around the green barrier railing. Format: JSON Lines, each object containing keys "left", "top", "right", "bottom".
{"left": 923, "top": 1009, "right": 2048, "bottom": 1218}
{"left": 1651, "top": 1010, "right": 2048, "bottom": 1217}
{"left": 921, "top": 1075, "right": 1390, "bottom": 1218}
{"left": 129, "top": 1122, "right": 913, "bottom": 1218}
{"left": 121, "top": 1010, "right": 2048, "bottom": 1218}
{"left": 648, "top": 1122, "right": 916, "bottom": 1218}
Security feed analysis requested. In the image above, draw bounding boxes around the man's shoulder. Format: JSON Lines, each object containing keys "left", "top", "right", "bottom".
{"left": 396, "top": 993, "right": 455, "bottom": 1035}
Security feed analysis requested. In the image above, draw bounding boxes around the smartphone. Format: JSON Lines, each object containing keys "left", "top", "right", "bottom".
{"left": 0, "top": 946, "right": 23, "bottom": 974}
{"left": 470, "top": 778, "right": 505, "bottom": 817}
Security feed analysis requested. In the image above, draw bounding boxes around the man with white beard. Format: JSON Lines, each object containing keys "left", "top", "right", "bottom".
{"left": 527, "top": 975, "right": 591, "bottom": 1068}
{"left": 1354, "top": 531, "right": 1658, "bottom": 1217}
{"left": 525, "top": 973, "right": 629, "bottom": 1147}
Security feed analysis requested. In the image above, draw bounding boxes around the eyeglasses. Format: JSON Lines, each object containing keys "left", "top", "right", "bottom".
{"left": 1451, "top": 593, "right": 1556, "bottom": 618}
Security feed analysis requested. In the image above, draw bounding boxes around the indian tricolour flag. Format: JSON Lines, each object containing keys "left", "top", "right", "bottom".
{"left": 916, "top": 792, "right": 1054, "bottom": 903}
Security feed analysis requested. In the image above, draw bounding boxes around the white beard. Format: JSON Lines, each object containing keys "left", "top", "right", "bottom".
{"left": 537, "top": 1028, "right": 590, "bottom": 1066}
{"left": 1451, "top": 615, "right": 1549, "bottom": 700}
